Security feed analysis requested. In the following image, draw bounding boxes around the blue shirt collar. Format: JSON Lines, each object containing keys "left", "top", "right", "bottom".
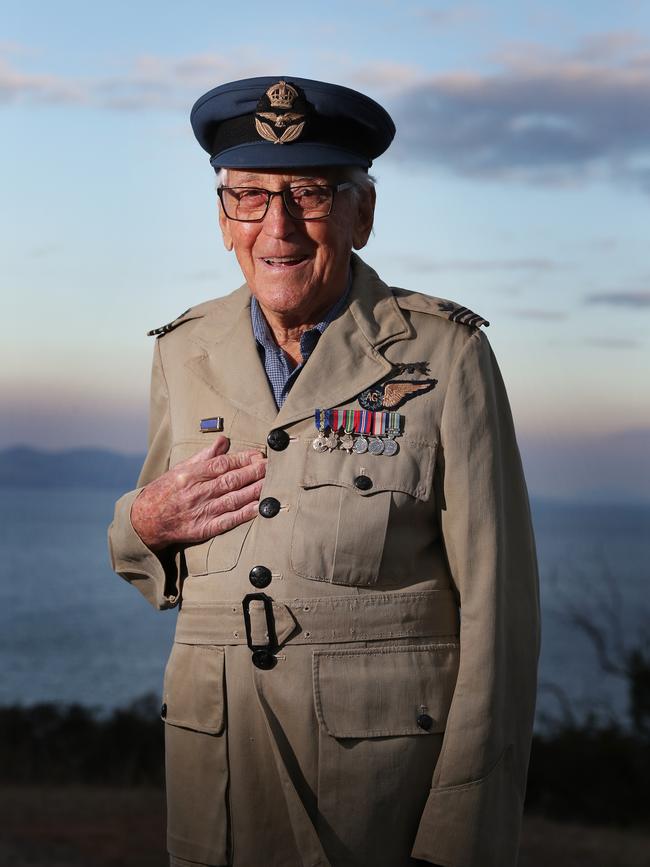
{"left": 250, "top": 270, "right": 352, "bottom": 361}
{"left": 250, "top": 269, "right": 352, "bottom": 408}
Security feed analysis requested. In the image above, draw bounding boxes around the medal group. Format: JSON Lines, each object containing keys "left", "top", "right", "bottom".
{"left": 312, "top": 408, "right": 402, "bottom": 456}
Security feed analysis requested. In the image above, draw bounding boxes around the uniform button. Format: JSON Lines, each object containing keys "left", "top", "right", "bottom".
{"left": 259, "top": 497, "right": 281, "bottom": 518}
{"left": 249, "top": 565, "right": 272, "bottom": 588}
{"left": 353, "top": 475, "right": 373, "bottom": 491}
{"left": 252, "top": 650, "right": 277, "bottom": 670}
{"left": 416, "top": 713, "right": 434, "bottom": 731}
{"left": 267, "top": 428, "right": 290, "bottom": 451}
{"left": 160, "top": 703, "right": 167, "bottom": 719}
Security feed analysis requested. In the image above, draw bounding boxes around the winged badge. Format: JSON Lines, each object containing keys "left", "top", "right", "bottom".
{"left": 257, "top": 111, "right": 304, "bottom": 128}
{"left": 358, "top": 379, "right": 438, "bottom": 411}
{"left": 255, "top": 116, "right": 306, "bottom": 144}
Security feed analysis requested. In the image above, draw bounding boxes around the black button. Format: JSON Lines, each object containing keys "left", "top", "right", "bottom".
{"left": 259, "top": 497, "right": 281, "bottom": 518}
{"left": 252, "top": 650, "right": 277, "bottom": 670}
{"left": 249, "top": 565, "right": 272, "bottom": 588}
{"left": 416, "top": 713, "right": 433, "bottom": 731}
{"left": 267, "top": 428, "right": 290, "bottom": 451}
{"left": 353, "top": 475, "right": 373, "bottom": 491}
{"left": 160, "top": 703, "right": 167, "bottom": 719}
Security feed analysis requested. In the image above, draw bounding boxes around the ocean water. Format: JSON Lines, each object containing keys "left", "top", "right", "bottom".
{"left": 1, "top": 488, "right": 648, "bottom": 727}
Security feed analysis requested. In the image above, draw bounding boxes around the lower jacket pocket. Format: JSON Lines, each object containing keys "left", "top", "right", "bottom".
{"left": 163, "top": 643, "right": 229, "bottom": 865}
{"left": 313, "top": 644, "right": 459, "bottom": 866}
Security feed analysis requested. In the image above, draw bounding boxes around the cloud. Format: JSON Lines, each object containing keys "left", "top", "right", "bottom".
{"left": 415, "top": 3, "right": 482, "bottom": 28}
{"left": 5, "top": 33, "right": 650, "bottom": 194}
{"left": 584, "top": 337, "right": 641, "bottom": 349}
{"left": 28, "top": 244, "right": 59, "bottom": 259}
{"left": 396, "top": 256, "right": 562, "bottom": 274}
{"left": 583, "top": 237, "right": 620, "bottom": 252}
{"left": 585, "top": 290, "right": 650, "bottom": 308}
{"left": 0, "top": 48, "right": 285, "bottom": 110}
{"left": 510, "top": 309, "right": 567, "bottom": 321}
{"left": 349, "top": 61, "right": 427, "bottom": 93}
{"left": 0, "top": 56, "right": 84, "bottom": 104}
{"left": 387, "top": 32, "right": 650, "bottom": 191}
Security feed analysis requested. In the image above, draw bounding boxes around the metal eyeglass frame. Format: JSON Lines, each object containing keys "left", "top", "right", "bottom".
{"left": 217, "top": 182, "right": 355, "bottom": 222}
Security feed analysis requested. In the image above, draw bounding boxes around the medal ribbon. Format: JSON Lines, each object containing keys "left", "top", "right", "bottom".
{"left": 314, "top": 409, "right": 401, "bottom": 435}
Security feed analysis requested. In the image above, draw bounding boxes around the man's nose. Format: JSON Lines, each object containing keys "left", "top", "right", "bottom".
{"left": 262, "top": 192, "right": 297, "bottom": 238}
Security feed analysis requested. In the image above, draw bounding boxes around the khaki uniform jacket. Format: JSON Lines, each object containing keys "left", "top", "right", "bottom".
{"left": 109, "top": 254, "right": 540, "bottom": 867}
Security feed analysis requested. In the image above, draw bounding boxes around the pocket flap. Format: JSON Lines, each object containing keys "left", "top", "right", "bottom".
{"left": 313, "top": 643, "right": 459, "bottom": 738}
{"left": 301, "top": 438, "right": 436, "bottom": 501}
{"left": 162, "top": 643, "right": 225, "bottom": 734}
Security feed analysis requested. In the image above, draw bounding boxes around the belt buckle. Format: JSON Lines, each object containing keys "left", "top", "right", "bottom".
{"left": 242, "top": 592, "right": 278, "bottom": 670}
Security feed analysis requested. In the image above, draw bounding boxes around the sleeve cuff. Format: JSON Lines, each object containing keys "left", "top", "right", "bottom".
{"left": 108, "top": 487, "right": 182, "bottom": 611}
{"left": 411, "top": 747, "right": 523, "bottom": 867}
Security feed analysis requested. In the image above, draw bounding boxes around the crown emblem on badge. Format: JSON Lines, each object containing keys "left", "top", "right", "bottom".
{"left": 255, "top": 79, "right": 307, "bottom": 145}
{"left": 267, "top": 80, "right": 298, "bottom": 109}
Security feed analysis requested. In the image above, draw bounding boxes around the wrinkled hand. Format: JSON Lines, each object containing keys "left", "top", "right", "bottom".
{"left": 131, "top": 436, "right": 266, "bottom": 552}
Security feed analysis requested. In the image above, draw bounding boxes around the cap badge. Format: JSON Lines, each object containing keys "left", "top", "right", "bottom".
{"left": 255, "top": 80, "right": 306, "bottom": 145}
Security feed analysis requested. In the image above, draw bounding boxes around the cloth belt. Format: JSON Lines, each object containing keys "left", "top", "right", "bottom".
{"left": 174, "top": 589, "right": 459, "bottom": 647}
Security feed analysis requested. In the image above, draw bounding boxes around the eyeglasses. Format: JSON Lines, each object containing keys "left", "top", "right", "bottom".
{"left": 217, "top": 182, "right": 355, "bottom": 222}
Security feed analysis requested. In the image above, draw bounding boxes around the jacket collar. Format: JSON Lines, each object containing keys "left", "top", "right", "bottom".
{"left": 185, "top": 254, "right": 413, "bottom": 427}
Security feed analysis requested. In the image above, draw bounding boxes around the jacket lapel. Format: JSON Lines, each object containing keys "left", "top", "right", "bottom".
{"left": 185, "top": 285, "right": 279, "bottom": 424}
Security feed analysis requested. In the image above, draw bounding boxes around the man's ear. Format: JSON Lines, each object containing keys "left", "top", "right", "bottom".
{"left": 218, "top": 204, "right": 234, "bottom": 251}
{"left": 352, "top": 185, "right": 376, "bottom": 250}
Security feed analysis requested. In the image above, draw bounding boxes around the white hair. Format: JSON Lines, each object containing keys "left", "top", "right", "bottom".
{"left": 214, "top": 166, "right": 376, "bottom": 199}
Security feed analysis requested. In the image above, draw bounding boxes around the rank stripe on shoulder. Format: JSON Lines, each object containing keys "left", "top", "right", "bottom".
{"left": 391, "top": 288, "right": 489, "bottom": 328}
{"left": 146, "top": 308, "right": 192, "bottom": 337}
{"left": 438, "top": 300, "right": 490, "bottom": 328}
{"left": 447, "top": 306, "right": 488, "bottom": 327}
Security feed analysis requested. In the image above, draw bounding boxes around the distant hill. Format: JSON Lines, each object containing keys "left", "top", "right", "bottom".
{"left": 0, "top": 446, "right": 145, "bottom": 489}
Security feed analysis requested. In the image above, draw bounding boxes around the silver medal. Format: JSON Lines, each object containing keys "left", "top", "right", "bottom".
{"left": 312, "top": 434, "right": 328, "bottom": 452}
{"left": 353, "top": 436, "right": 368, "bottom": 454}
{"left": 383, "top": 438, "right": 399, "bottom": 456}
{"left": 368, "top": 436, "right": 385, "bottom": 455}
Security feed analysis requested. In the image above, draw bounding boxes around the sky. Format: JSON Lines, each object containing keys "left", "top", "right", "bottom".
{"left": 2, "top": 0, "right": 649, "bottom": 501}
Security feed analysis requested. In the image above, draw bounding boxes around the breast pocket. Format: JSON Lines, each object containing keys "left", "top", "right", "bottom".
{"left": 290, "top": 438, "right": 437, "bottom": 587}
{"left": 170, "top": 440, "right": 255, "bottom": 577}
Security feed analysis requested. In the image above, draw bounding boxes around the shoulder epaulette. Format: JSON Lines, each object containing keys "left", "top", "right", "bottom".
{"left": 392, "top": 288, "right": 489, "bottom": 328}
{"left": 436, "top": 299, "right": 489, "bottom": 328}
{"left": 147, "top": 307, "right": 195, "bottom": 337}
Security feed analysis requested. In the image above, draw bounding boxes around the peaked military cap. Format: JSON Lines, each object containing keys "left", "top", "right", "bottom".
{"left": 190, "top": 76, "right": 396, "bottom": 170}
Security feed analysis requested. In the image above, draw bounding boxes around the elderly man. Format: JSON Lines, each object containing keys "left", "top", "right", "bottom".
{"left": 109, "top": 77, "right": 539, "bottom": 867}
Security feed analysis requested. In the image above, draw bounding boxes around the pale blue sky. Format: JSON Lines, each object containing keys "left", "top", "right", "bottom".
{"left": 2, "top": 0, "right": 649, "bottom": 499}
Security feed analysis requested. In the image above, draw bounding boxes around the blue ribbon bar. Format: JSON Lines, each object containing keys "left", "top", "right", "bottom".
{"left": 200, "top": 417, "right": 225, "bottom": 433}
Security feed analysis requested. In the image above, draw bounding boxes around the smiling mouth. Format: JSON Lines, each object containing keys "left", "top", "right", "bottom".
{"left": 261, "top": 256, "right": 309, "bottom": 267}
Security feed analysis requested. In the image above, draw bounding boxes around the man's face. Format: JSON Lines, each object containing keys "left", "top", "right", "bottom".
{"left": 218, "top": 168, "right": 375, "bottom": 324}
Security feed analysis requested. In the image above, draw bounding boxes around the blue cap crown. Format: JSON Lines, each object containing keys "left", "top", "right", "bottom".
{"left": 190, "top": 76, "right": 395, "bottom": 170}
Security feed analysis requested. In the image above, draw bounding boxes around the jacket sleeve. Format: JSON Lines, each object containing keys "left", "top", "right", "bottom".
{"left": 107, "top": 339, "right": 183, "bottom": 610}
{"left": 411, "top": 329, "right": 540, "bottom": 867}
